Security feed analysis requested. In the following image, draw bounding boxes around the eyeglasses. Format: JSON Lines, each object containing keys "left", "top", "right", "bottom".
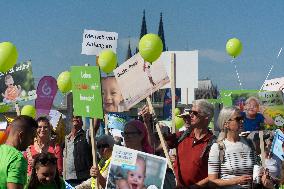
{"left": 37, "top": 126, "right": 49, "bottom": 130}
{"left": 246, "top": 104, "right": 258, "bottom": 109}
{"left": 121, "top": 131, "right": 141, "bottom": 138}
{"left": 228, "top": 116, "right": 244, "bottom": 123}
{"left": 97, "top": 144, "right": 110, "bottom": 150}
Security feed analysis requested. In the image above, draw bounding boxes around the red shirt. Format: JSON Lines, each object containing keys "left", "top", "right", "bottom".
{"left": 167, "top": 130, "right": 213, "bottom": 187}
{"left": 24, "top": 144, "right": 63, "bottom": 176}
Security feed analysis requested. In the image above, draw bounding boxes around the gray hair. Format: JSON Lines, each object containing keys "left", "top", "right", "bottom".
{"left": 192, "top": 99, "right": 214, "bottom": 121}
{"left": 245, "top": 96, "right": 260, "bottom": 106}
{"left": 217, "top": 107, "right": 241, "bottom": 142}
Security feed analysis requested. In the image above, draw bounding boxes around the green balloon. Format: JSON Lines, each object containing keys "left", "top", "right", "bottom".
{"left": 0, "top": 42, "right": 18, "bottom": 73}
{"left": 0, "top": 105, "right": 10, "bottom": 113}
{"left": 226, "top": 38, "right": 242, "bottom": 58}
{"left": 175, "top": 116, "right": 185, "bottom": 130}
{"left": 98, "top": 50, "right": 117, "bottom": 74}
{"left": 57, "top": 71, "right": 72, "bottom": 93}
{"left": 174, "top": 108, "right": 181, "bottom": 116}
{"left": 21, "top": 105, "right": 36, "bottom": 119}
{"left": 139, "top": 33, "right": 163, "bottom": 63}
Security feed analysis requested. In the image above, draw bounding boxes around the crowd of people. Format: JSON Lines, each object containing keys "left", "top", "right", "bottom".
{"left": 0, "top": 98, "right": 282, "bottom": 189}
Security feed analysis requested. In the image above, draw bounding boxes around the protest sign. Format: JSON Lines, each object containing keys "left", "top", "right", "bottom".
{"left": 262, "top": 77, "right": 284, "bottom": 92}
{"left": 0, "top": 61, "right": 36, "bottom": 105}
{"left": 71, "top": 66, "right": 103, "bottom": 119}
{"left": 81, "top": 29, "right": 118, "bottom": 55}
{"left": 106, "top": 145, "right": 167, "bottom": 189}
{"left": 163, "top": 88, "right": 181, "bottom": 120}
{"left": 35, "top": 76, "right": 58, "bottom": 117}
{"left": 271, "top": 129, "right": 284, "bottom": 160}
{"left": 102, "top": 76, "right": 128, "bottom": 112}
{"left": 113, "top": 53, "right": 170, "bottom": 109}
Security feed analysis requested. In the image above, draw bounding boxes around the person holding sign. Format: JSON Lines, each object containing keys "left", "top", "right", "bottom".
{"left": 241, "top": 97, "right": 274, "bottom": 131}
{"left": 76, "top": 135, "right": 115, "bottom": 189}
{"left": 0, "top": 115, "right": 38, "bottom": 188}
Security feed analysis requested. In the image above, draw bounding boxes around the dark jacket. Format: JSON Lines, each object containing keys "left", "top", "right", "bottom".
{"left": 64, "top": 129, "right": 93, "bottom": 180}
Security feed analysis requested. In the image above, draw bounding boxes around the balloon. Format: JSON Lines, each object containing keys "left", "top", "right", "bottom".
{"left": 0, "top": 105, "right": 10, "bottom": 113}
{"left": 0, "top": 42, "right": 18, "bottom": 73}
{"left": 138, "top": 33, "right": 163, "bottom": 63}
{"left": 57, "top": 71, "right": 72, "bottom": 93}
{"left": 175, "top": 116, "right": 185, "bottom": 130}
{"left": 226, "top": 38, "right": 242, "bottom": 58}
{"left": 98, "top": 50, "right": 117, "bottom": 74}
{"left": 174, "top": 108, "right": 181, "bottom": 116}
{"left": 21, "top": 105, "right": 36, "bottom": 119}
{"left": 0, "top": 131, "right": 7, "bottom": 144}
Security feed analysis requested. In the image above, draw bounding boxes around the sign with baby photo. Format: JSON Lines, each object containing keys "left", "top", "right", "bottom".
{"left": 271, "top": 129, "right": 284, "bottom": 160}
{"left": 106, "top": 145, "right": 167, "bottom": 189}
{"left": 113, "top": 53, "right": 170, "bottom": 110}
{"left": 0, "top": 60, "right": 36, "bottom": 105}
{"left": 71, "top": 66, "right": 103, "bottom": 119}
{"left": 102, "top": 76, "right": 128, "bottom": 112}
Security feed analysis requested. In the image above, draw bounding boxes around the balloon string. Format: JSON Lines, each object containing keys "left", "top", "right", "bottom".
{"left": 259, "top": 47, "right": 282, "bottom": 91}
{"left": 231, "top": 59, "right": 243, "bottom": 90}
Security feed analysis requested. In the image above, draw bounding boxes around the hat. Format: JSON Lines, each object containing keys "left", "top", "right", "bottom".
{"left": 177, "top": 108, "right": 191, "bottom": 118}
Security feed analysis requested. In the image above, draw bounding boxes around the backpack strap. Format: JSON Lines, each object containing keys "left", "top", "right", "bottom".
{"left": 177, "top": 128, "right": 192, "bottom": 144}
{"left": 200, "top": 134, "right": 217, "bottom": 159}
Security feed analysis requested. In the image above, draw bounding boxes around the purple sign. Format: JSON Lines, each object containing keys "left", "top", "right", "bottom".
{"left": 35, "top": 76, "right": 58, "bottom": 117}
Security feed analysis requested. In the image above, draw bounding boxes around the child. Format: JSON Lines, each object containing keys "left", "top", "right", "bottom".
{"left": 2, "top": 74, "right": 21, "bottom": 103}
{"left": 143, "top": 61, "right": 155, "bottom": 87}
{"left": 241, "top": 96, "right": 274, "bottom": 131}
{"left": 102, "top": 77, "right": 126, "bottom": 112}
{"left": 116, "top": 156, "right": 147, "bottom": 189}
{"left": 25, "top": 152, "right": 65, "bottom": 189}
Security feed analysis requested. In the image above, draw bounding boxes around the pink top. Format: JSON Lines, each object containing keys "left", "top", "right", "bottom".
{"left": 24, "top": 143, "right": 63, "bottom": 176}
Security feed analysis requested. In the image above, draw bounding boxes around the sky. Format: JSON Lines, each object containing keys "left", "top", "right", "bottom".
{"left": 0, "top": 0, "right": 283, "bottom": 94}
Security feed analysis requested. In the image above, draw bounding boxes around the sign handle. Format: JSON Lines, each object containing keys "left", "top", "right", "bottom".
{"left": 170, "top": 53, "right": 176, "bottom": 134}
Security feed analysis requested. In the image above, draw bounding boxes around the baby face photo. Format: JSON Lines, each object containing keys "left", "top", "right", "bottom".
{"left": 102, "top": 77, "right": 127, "bottom": 113}
{"left": 106, "top": 145, "right": 167, "bottom": 189}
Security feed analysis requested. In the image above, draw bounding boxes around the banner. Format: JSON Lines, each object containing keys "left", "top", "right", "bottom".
{"left": 81, "top": 29, "right": 118, "bottom": 55}
{"left": 263, "top": 77, "right": 284, "bottom": 92}
{"left": 35, "top": 76, "right": 58, "bottom": 117}
{"left": 271, "top": 129, "right": 284, "bottom": 160}
{"left": 71, "top": 66, "right": 103, "bottom": 119}
{"left": 106, "top": 145, "right": 167, "bottom": 189}
{"left": 163, "top": 88, "right": 181, "bottom": 120}
{"left": 0, "top": 61, "right": 36, "bottom": 105}
{"left": 114, "top": 53, "right": 170, "bottom": 109}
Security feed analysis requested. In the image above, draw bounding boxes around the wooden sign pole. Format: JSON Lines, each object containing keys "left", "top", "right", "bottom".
{"left": 170, "top": 53, "right": 176, "bottom": 134}
{"left": 259, "top": 131, "right": 266, "bottom": 167}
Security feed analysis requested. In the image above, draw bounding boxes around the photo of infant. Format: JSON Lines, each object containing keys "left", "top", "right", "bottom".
{"left": 106, "top": 145, "right": 167, "bottom": 189}
{"left": 1, "top": 74, "right": 21, "bottom": 103}
{"left": 102, "top": 76, "right": 127, "bottom": 113}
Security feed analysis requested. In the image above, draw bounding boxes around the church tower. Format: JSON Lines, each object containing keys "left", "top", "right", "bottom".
{"left": 158, "top": 12, "right": 166, "bottom": 51}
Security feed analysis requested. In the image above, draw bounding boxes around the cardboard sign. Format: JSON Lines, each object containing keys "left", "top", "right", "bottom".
{"left": 81, "top": 29, "right": 118, "bottom": 55}
{"left": 263, "top": 77, "right": 284, "bottom": 92}
{"left": 0, "top": 61, "right": 36, "bottom": 105}
{"left": 271, "top": 129, "right": 284, "bottom": 160}
{"left": 106, "top": 145, "right": 167, "bottom": 189}
{"left": 35, "top": 76, "right": 58, "bottom": 117}
{"left": 113, "top": 53, "right": 170, "bottom": 109}
{"left": 71, "top": 66, "right": 103, "bottom": 119}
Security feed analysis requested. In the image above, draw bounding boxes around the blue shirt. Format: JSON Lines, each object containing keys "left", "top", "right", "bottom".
{"left": 241, "top": 112, "right": 265, "bottom": 131}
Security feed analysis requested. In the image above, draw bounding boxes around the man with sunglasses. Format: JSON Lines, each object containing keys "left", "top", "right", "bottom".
{"left": 63, "top": 115, "right": 93, "bottom": 187}
{"left": 0, "top": 115, "right": 38, "bottom": 189}
{"left": 166, "top": 99, "right": 215, "bottom": 189}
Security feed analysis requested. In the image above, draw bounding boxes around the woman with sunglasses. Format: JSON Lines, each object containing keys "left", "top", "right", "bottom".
{"left": 208, "top": 107, "right": 274, "bottom": 189}
{"left": 24, "top": 116, "right": 63, "bottom": 176}
{"left": 25, "top": 152, "right": 65, "bottom": 189}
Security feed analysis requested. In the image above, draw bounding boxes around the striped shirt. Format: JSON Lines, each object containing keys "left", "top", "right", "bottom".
{"left": 208, "top": 138, "right": 255, "bottom": 189}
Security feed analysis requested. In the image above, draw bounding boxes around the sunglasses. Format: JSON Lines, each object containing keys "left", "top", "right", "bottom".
{"left": 121, "top": 131, "right": 141, "bottom": 138}
{"left": 228, "top": 116, "right": 244, "bottom": 123}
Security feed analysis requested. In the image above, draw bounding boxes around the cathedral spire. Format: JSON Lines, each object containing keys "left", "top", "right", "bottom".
{"left": 158, "top": 12, "right": 166, "bottom": 51}
{"left": 140, "top": 10, "right": 148, "bottom": 39}
{"left": 125, "top": 38, "right": 132, "bottom": 61}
